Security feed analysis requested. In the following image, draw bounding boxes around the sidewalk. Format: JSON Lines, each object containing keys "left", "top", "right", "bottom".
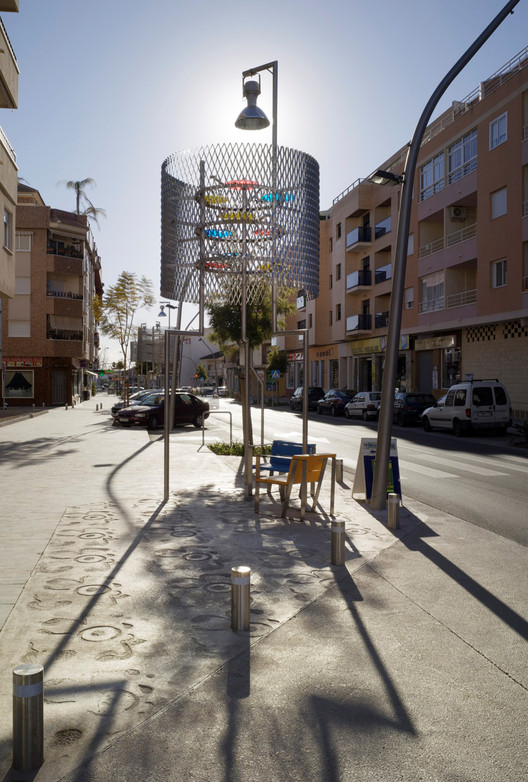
{"left": 0, "top": 399, "right": 526, "bottom": 781}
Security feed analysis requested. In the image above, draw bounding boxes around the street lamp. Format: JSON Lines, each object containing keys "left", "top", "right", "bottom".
{"left": 158, "top": 302, "right": 178, "bottom": 330}
{"left": 235, "top": 60, "right": 309, "bottom": 458}
{"left": 370, "top": 0, "right": 519, "bottom": 510}
{"left": 199, "top": 337, "right": 219, "bottom": 394}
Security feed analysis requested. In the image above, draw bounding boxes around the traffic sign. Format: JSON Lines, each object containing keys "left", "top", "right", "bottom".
{"left": 271, "top": 370, "right": 280, "bottom": 379}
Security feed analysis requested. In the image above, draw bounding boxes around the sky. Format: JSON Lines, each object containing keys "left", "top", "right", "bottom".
{"left": 2, "top": 0, "right": 527, "bottom": 363}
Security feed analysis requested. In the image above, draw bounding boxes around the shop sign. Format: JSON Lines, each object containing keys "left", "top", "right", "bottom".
{"left": 352, "top": 438, "right": 401, "bottom": 501}
{"left": 287, "top": 352, "right": 303, "bottom": 361}
{"left": 4, "top": 357, "right": 42, "bottom": 368}
{"left": 296, "top": 293, "right": 306, "bottom": 309}
{"left": 315, "top": 347, "right": 334, "bottom": 358}
{"left": 415, "top": 335, "right": 456, "bottom": 350}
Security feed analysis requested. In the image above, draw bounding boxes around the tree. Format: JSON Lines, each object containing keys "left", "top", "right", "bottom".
{"left": 60, "top": 178, "right": 107, "bottom": 227}
{"left": 93, "top": 272, "right": 155, "bottom": 403}
{"left": 207, "top": 286, "right": 295, "bottom": 445}
{"left": 195, "top": 363, "right": 208, "bottom": 383}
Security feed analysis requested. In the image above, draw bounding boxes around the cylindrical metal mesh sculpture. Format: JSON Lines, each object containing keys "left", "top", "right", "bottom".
{"left": 160, "top": 143, "right": 319, "bottom": 306}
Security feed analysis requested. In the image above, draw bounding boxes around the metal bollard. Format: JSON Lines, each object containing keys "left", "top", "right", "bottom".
{"left": 335, "top": 459, "right": 343, "bottom": 482}
{"left": 387, "top": 493, "right": 400, "bottom": 530}
{"left": 231, "top": 566, "right": 251, "bottom": 631}
{"left": 13, "top": 663, "right": 44, "bottom": 771}
{"left": 331, "top": 520, "right": 345, "bottom": 566}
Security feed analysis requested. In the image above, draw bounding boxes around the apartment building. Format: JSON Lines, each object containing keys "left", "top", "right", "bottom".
{"left": 0, "top": 1, "right": 19, "bottom": 385}
{"left": 1, "top": 184, "right": 103, "bottom": 406}
{"left": 309, "top": 45, "right": 528, "bottom": 421}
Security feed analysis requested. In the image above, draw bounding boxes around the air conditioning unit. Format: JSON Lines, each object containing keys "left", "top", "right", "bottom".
{"left": 450, "top": 206, "right": 467, "bottom": 221}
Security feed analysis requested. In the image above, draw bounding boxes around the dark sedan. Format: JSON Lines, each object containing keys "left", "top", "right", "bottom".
{"left": 316, "top": 389, "right": 354, "bottom": 416}
{"left": 111, "top": 389, "right": 162, "bottom": 418}
{"left": 393, "top": 391, "right": 436, "bottom": 426}
{"left": 289, "top": 386, "right": 325, "bottom": 412}
{"left": 115, "top": 392, "right": 210, "bottom": 430}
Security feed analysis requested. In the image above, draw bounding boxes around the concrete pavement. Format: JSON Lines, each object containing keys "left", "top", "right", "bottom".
{"left": 0, "top": 397, "right": 526, "bottom": 781}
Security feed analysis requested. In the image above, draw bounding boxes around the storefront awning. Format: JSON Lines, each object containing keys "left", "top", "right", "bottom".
{"left": 49, "top": 315, "right": 83, "bottom": 331}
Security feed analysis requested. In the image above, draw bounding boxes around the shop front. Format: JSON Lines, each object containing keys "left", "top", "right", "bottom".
{"left": 414, "top": 334, "right": 461, "bottom": 395}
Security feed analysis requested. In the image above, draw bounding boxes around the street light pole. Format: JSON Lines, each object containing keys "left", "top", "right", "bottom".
{"left": 199, "top": 336, "right": 219, "bottom": 394}
{"left": 370, "top": 0, "right": 520, "bottom": 510}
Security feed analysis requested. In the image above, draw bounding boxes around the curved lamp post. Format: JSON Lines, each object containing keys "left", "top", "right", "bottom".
{"left": 370, "top": 0, "right": 520, "bottom": 509}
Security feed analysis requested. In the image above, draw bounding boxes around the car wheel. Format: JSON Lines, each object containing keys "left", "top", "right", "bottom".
{"left": 193, "top": 415, "right": 203, "bottom": 428}
{"left": 453, "top": 418, "right": 463, "bottom": 437}
{"left": 344, "top": 408, "right": 350, "bottom": 419}
{"left": 362, "top": 410, "right": 368, "bottom": 421}
{"left": 148, "top": 415, "right": 159, "bottom": 430}
{"left": 423, "top": 416, "right": 432, "bottom": 432}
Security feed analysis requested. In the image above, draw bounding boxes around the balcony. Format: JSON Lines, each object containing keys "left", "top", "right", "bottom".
{"left": 419, "top": 223, "right": 477, "bottom": 258}
{"left": 47, "top": 240, "right": 83, "bottom": 259}
{"left": 0, "top": 17, "right": 18, "bottom": 109}
{"left": 346, "top": 313, "right": 372, "bottom": 333}
{"left": 0, "top": 2, "right": 19, "bottom": 10}
{"left": 375, "top": 263, "right": 392, "bottom": 284}
{"left": 47, "top": 290, "right": 83, "bottom": 300}
{"left": 374, "top": 215, "right": 391, "bottom": 239}
{"left": 375, "top": 311, "right": 389, "bottom": 328}
{"left": 346, "top": 226, "right": 372, "bottom": 252}
{"left": 346, "top": 269, "right": 372, "bottom": 292}
{"left": 420, "top": 288, "right": 477, "bottom": 314}
{"left": 46, "top": 314, "right": 83, "bottom": 342}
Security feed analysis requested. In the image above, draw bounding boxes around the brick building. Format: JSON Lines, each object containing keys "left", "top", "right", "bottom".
{"left": 1, "top": 184, "right": 102, "bottom": 406}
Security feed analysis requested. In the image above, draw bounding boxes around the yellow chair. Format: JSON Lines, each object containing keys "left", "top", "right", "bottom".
{"left": 254, "top": 453, "right": 336, "bottom": 519}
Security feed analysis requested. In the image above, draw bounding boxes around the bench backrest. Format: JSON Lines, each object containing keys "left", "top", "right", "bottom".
{"left": 288, "top": 454, "right": 327, "bottom": 485}
{"left": 269, "top": 440, "right": 316, "bottom": 472}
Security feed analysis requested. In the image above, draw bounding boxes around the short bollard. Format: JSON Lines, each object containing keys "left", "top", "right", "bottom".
{"left": 231, "top": 566, "right": 251, "bottom": 631}
{"left": 388, "top": 493, "right": 400, "bottom": 530}
{"left": 331, "top": 520, "right": 345, "bottom": 566}
{"left": 65, "top": 403, "right": 68, "bottom": 411}
{"left": 13, "top": 663, "right": 44, "bottom": 771}
{"left": 335, "top": 459, "right": 343, "bottom": 483}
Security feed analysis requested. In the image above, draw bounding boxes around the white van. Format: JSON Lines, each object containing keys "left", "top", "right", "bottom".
{"left": 422, "top": 379, "right": 511, "bottom": 436}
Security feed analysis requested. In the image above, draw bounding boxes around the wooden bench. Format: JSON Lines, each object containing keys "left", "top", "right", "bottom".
{"left": 253, "top": 440, "right": 317, "bottom": 478}
{"left": 254, "top": 453, "right": 336, "bottom": 520}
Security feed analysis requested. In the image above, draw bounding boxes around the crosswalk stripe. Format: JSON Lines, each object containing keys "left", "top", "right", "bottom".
{"left": 400, "top": 462, "right": 459, "bottom": 479}
{"left": 419, "top": 452, "right": 507, "bottom": 476}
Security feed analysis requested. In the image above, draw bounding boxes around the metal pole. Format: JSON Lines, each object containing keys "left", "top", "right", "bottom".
{"left": 331, "top": 520, "right": 345, "bottom": 566}
{"left": 370, "top": 0, "right": 520, "bottom": 510}
{"left": 231, "top": 566, "right": 251, "bottom": 631}
{"left": 13, "top": 663, "right": 44, "bottom": 771}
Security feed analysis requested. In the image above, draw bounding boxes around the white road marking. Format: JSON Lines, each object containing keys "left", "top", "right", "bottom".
{"left": 399, "top": 462, "right": 459, "bottom": 479}
{"left": 418, "top": 452, "right": 507, "bottom": 476}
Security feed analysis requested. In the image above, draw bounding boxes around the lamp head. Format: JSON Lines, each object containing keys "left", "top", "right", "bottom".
{"left": 235, "top": 79, "right": 270, "bottom": 131}
{"left": 158, "top": 306, "right": 166, "bottom": 317}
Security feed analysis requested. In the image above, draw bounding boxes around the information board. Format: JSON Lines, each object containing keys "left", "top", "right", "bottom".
{"left": 352, "top": 438, "right": 401, "bottom": 502}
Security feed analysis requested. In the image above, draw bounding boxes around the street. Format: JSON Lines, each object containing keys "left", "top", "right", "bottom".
{"left": 205, "top": 399, "right": 528, "bottom": 547}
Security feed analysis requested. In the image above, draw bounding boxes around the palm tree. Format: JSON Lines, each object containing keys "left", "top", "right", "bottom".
{"left": 59, "top": 178, "right": 107, "bottom": 226}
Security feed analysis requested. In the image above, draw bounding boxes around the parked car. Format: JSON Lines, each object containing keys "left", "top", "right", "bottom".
{"left": 345, "top": 391, "right": 381, "bottom": 420}
{"left": 216, "top": 386, "right": 228, "bottom": 397}
{"left": 317, "top": 389, "right": 354, "bottom": 416}
{"left": 289, "top": 386, "right": 325, "bottom": 412}
{"left": 393, "top": 391, "right": 437, "bottom": 426}
{"left": 421, "top": 379, "right": 511, "bottom": 436}
{"left": 115, "top": 392, "right": 210, "bottom": 430}
{"left": 111, "top": 388, "right": 162, "bottom": 418}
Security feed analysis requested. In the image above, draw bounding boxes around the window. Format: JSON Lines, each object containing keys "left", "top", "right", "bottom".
{"left": 308, "top": 313, "right": 313, "bottom": 328}
{"left": 336, "top": 223, "right": 342, "bottom": 240}
{"left": 329, "top": 273, "right": 333, "bottom": 290}
{"left": 407, "top": 233, "right": 414, "bottom": 255}
{"left": 329, "top": 237, "right": 333, "bottom": 253}
{"left": 448, "top": 129, "right": 477, "bottom": 184}
{"left": 420, "top": 272, "right": 444, "bottom": 313}
{"left": 8, "top": 320, "right": 31, "bottom": 337}
{"left": 4, "top": 209, "right": 12, "bottom": 251}
{"left": 490, "top": 112, "right": 507, "bottom": 149}
{"left": 336, "top": 263, "right": 341, "bottom": 281}
{"left": 492, "top": 258, "right": 507, "bottom": 288}
{"left": 491, "top": 187, "right": 507, "bottom": 219}
{"left": 420, "top": 153, "right": 444, "bottom": 200}
{"left": 329, "top": 310, "right": 333, "bottom": 326}
{"left": 15, "top": 233, "right": 32, "bottom": 252}
{"left": 523, "top": 242, "right": 528, "bottom": 292}
{"left": 405, "top": 287, "right": 414, "bottom": 309}
{"left": 336, "top": 303, "right": 341, "bottom": 321}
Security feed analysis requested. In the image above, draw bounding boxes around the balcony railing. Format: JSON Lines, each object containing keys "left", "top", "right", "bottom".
{"left": 346, "top": 269, "right": 372, "bottom": 290}
{"left": 374, "top": 215, "right": 391, "bottom": 239}
{"left": 419, "top": 297, "right": 444, "bottom": 314}
{"left": 419, "top": 222, "right": 477, "bottom": 258}
{"left": 47, "top": 290, "right": 83, "bottom": 300}
{"left": 46, "top": 330, "right": 83, "bottom": 341}
{"left": 346, "top": 313, "right": 372, "bottom": 332}
{"left": 375, "top": 263, "right": 392, "bottom": 283}
{"left": 375, "top": 312, "right": 389, "bottom": 328}
{"left": 47, "top": 243, "right": 83, "bottom": 259}
{"left": 446, "top": 289, "right": 477, "bottom": 308}
{"left": 346, "top": 225, "right": 371, "bottom": 249}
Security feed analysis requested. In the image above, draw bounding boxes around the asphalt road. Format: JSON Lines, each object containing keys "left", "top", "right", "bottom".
{"left": 205, "top": 400, "right": 528, "bottom": 547}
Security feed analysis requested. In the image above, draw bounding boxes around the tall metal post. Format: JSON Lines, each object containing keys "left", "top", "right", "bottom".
{"left": 370, "top": 0, "right": 520, "bottom": 510}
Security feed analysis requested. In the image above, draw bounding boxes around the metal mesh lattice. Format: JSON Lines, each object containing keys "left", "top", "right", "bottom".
{"left": 160, "top": 143, "right": 319, "bottom": 305}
